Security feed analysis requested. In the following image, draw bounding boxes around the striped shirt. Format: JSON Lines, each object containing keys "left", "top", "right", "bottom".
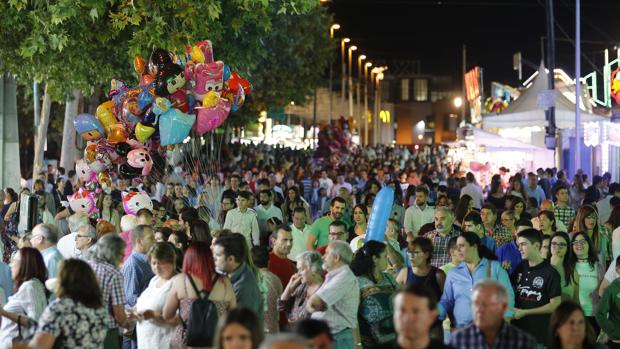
{"left": 449, "top": 322, "right": 536, "bottom": 349}
{"left": 424, "top": 228, "right": 460, "bottom": 267}
{"left": 88, "top": 259, "right": 126, "bottom": 329}
{"left": 554, "top": 205, "right": 575, "bottom": 228}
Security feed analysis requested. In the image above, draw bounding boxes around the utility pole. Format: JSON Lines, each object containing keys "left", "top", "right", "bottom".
{"left": 461, "top": 44, "right": 467, "bottom": 123}
{"left": 546, "top": 0, "right": 558, "bottom": 163}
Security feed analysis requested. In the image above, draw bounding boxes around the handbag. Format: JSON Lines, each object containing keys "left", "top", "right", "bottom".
{"left": 12, "top": 315, "right": 36, "bottom": 345}
{"left": 184, "top": 274, "right": 219, "bottom": 347}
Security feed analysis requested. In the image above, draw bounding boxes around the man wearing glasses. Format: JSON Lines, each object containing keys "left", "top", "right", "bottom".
{"left": 317, "top": 221, "right": 348, "bottom": 255}
{"left": 511, "top": 228, "right": 561, "bottom": 346}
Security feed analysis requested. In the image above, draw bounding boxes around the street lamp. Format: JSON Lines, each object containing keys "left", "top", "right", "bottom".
{"left": 328, "top": 24, "right": 340, "bottom": 125}
{"left": 340, "top": 38, "right": 350, "bottom": 122}
{"left": 356, "top": 54, "right": 366, "bottom": 143}
{"left": 330, "top": 24, "right": 340, "bottom": 38}
{"left": 363, "top": 62, "right": 372, "bottom": 145}
{"left": 348, "top": 45, "right": 357, "bottom": 132}
{"left": 453, "top": 96, "right": 463, "bottom": 108}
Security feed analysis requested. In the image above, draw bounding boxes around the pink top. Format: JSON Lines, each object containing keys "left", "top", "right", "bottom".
{"left": 120, "top": 230, "right": 134, "bottom": 262}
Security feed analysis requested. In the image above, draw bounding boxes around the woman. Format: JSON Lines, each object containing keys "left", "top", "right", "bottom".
{"left": 454, "top": 194, "right": 473, "bottom": 227}
{"left": 549, "top": 232, "right": 577, "bottom": 301}
{"left": 173, "top": 199, "right": 187, "bottom": 220}
{"left": 133, "top": 242, "right": 179, "bottom": 349}
{"left": 215, "top": 308, "right": 263, "bottom": 349}
{"left": 0, "top": 248, "right": 48, "bottom": 349}
{"left": 487, "top": 174, "right": 506, "bottom": 210}
{"left": 282, "top": 186, "right": 310, "bottom": 224}
{"left": 539, "top": 210, "right": 558, "bottom": 236}
{"left": 1, "top": 188, "right": 19, "bottom": 263}
{"left": 508, "top": 174, "right": 528, "bottom": 200}
{"left": 278, "top": 251, "right": 324, "bottom": 328}
{"left": 251, "top": 246, "right": 282, "bottom": 334}
{"left": 182, "top": 185, "right": 197, "bottom": 208}
{"left": 607, "top": 205, "right": 620, "bottom": 260}
{"left": 163, "top": 241, "right": 236, "bottom": 349}
{"left": 436, "top": 194, "right": 451, "bottom": 209}
{"left": 29, "top": 259, "right": 109, "bottom": 349}
{"left": 571, "top": 232, "right": 605, "bottom": 335}
{"left": 189, "top": 220, "right": 211, "bottom": 245}
{"left": 570, "top": 174, "right": 586, "bottom": 209}
{"left": 351, "top": 241, "right": 399, "bottom": 347}
{"left": 349, "top": 204, "right": 368, "bottom": 242}
{"left": 549, "top": 300, "right": 602, "bottom": 349}
{"left": 541, "top": 235, "right": 551, "bottom": 259}
{"left": 510, "top": 195, "right": 531, "bottom": 221}
{"left": 154, "top": 227, "right": 172, "bottom": 243}
{"left": 573, "top": 205, "right": 612, "bottom": 266}
{"left": 97, "top": 193, "right": 121, "bottom": 233}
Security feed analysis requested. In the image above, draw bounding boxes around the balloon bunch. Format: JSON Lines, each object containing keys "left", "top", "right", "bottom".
{"left": 71, "top": 40, "right": 251, "bottom": 215}
{"left": 611, "top": 67, "right": 620, "bottom": 105}
{"left": 484, "top": 97, "right": 508, "bottom": 114}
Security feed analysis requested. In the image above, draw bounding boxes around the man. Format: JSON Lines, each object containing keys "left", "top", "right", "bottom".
{"left": 268, "top": 225, "right": 295, "bottom": 288}
{"left": 379, "top": 284, "right": 452, "bottom": 349}
{"left": 439, "top": 232, "right": 514, "bottom": 330}
{"left": 331, "top": 175, "right": 352, "bottom": 198}
{"left": 480, "top": 204, "right": 512, "bottom": 248}
{"left": 525, "top": 172, "right": 545, "bottom": 210}
{"left": 218, "top": 195, "right": 236, "bottom": 227}
{"left": 495, "top": 210, "right": 521, "bottom": 276}
{"left": 424, "top": 207, "right": 460, "bottom": 267}
{"left": 596, "top": 182, "right": 620, "bottom": 225}
{"left": 317, "top": 220, "right": 348, "bottom": 255}
{"left": 30, "top": 223, "right": 63, "bottom": 278}
{"left": 256, "top": 189, "right": 284, "bottom": 228}
{"left": 307, "top": 241, "right": 359, "bottom": 349}
{"left": 403, "top": 186, "right": 435, "bottom": 237}
{"left": 122, "top": 224, "right": 155, "bottom": 349}
{"left": 530, "top": 200, "right": 568, "bottom": 232}
{"left": 52, "top": 177, "right": 65, "bottom": 212}
{"left": 512, "top": 228, "right": 561, "bottom": 345}
{"left": 307, "top": 197, "right": 346, "bottom": 250}
{"left": 295, "top": 319, "right": 333, "bottom": 349}
{"left": 289, "top": 207, "right": 311, "bottom": 261}
{"left": 553, "top": 185, "right": 575, "bottom": 228}
{"left": 462, "top": 212, "right": 496, "bottom": 252}
{"left": 595, "top": 255, "right": 620, "bottom": 347}
{"left": 319, "top": 170, "right": 334, "bottom": 194}
{"left": 57, "top": 213, "right": 90, "bottom": 258}
{"left": 222, "top": 174, "right": 242, "bottom": 200}
{"left": 223, "top": 191, "right": 260, "bottom": 248}
{"left": 160, "top": 183, "right": 176, "bottom": 214}
{"left": 63, "top": 170, "right": 76, "bottom": 196}
{"left": 259, "top": 333, "right": 308, "bottom": 349}
{"left": 460, "top": 172, "right": 484, "bottom": 209}
{"left": 213, "top": 233, "right": 263, "bottom": 317}
{"left": 177, "top": 206, "right": 198, "bottom": 238}
{"left": 136, "top": 208, "right": 155, "bottom": 226}
{"left": 449, "top": 280, "right": 536, "bottom": 349}
{"left": 74, "top": 224, "right": 98, "bottom": 257}
{"left": 536, "top": 168, "right": 552, "bottom": 200}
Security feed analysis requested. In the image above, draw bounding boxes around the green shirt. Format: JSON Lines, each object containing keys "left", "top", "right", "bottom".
{"left": 595, "top": 278, "right": 620, "bottom": 340}
{"left": 576, "top": 261, "right": 598, "bottom": 316}
{"left": 310, "top": 216, "right": 333, "bottom": 248}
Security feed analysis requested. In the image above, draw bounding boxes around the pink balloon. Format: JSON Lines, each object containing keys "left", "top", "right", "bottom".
{"left": 126, "top": 148, "right": 153, "bottom": 176}
{"left": 194, "top": 98, "right": 232, "bottom": 135}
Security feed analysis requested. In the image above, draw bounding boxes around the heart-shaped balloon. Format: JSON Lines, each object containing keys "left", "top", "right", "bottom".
{"left": 194, "top": 97, "right": 231, "bottom": 135}
{"left": 135, "top": 122, "right": 156, "bottom": 143}
{"left": 153, "top": 97, "right": 195, "bottom": 146}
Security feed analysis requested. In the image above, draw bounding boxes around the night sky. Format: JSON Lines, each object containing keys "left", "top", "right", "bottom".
{"left": 328, "top": 0, "right": 620, "bottom": 89}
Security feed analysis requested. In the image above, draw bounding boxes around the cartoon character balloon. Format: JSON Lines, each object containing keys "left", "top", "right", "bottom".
{"left": 126, "top": 148, "right": 153, "bottom": 176}
{"left": 67, "top": 189, "right": 98, "bottom": 215}
{"left": 122, "top": 191, "right": 153, "bottom": 215}
{"left": 153, "top": 97, "right": 195, "bottom": 146}
{"left": 74, "top": 113, "right": 105, "bottom": 141}
{"left": 75, "top": 159, "right": 97, "bottom": 183}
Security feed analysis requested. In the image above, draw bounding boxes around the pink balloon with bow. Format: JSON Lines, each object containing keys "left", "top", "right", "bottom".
{"left": 194, "top": 98, "right": 232, "bottom": 135}
{"left": 127, "top": 148, "right": 153, "bottom": 176}
{"left": 67, "top": 188, "right": 99, "bottom": 215}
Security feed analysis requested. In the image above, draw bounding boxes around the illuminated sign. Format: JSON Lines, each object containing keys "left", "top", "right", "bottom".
{"left": 465, "top": 67, "right": 481, "bottom": 101}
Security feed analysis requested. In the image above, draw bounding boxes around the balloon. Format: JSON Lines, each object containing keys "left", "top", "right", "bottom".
{"left": 75, "top": 159, "right": 97, "bottom": 183}
{"left": 194, "top": 97, "right": 231, "bottom": 135}
{"left": 202, "top": 91, "right": 220, "bottom": 108}
{"left": 96, "top": 100, "right": 117, "bottom": 132}
{"left": 148, "top": 48, "right": 173, "bottom": 76}
{"left": 168, "top": 90, "right": 189, "bottom": 113}
{"left": 120, "top": 96, "right": 143, "bottom": 129}
{"left": 223, "top": 64, "right": 231, "bottom": 81}
{"left": 74, "top": 113, "right": 105, "bottom": 140}
{"left": 154, "top": 64, "right": 185, "bottom": 97}
{"left": 365, "top": 187, "right": 394, "bottom": 243}
{"left": 118, "top": 163, "right": 142, "bottom": 179}
{"left": 122, "top": 191, "right": 153, "bottom": 215}
{"left": 115, "top": 142, "right": 132, "bottom": 157}
{"left": 134, "top": 55, "right": 147, "bottom": 76}
{"left": 107, "top": 123, "right": 127, "bottom": 143}
{"left": 108, "top": 79, "right": 128, "bottom": 99}
{"left": 137, "top": 86, "right": 155, "bottom": 110}
{"left": 153, "top": 97, "right": 195, "bottom": 146}
{"left": 68, "top": 188, "right": 98, "bottom": 215}
{"left": 187, "top": 61, "right": 224, "bottom": 101}
{"left": 98, "top": 171, "right": 111, "bottom": 190}
{"left": 135, "top": 122, "right": 156, "bottom": 143}
{"left": 127, "top": 148, "right": 153, "bottom": 176}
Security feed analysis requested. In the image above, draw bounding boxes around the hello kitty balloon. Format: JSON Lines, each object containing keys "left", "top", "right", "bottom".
{"left": 121, "top": 191, "right": 153, "bottom": 215}
{"left": 75, "top": 159, "right": 97, "bottom": 183}
{"left": 67, "top": 188, "right": 98, "bottom": 215}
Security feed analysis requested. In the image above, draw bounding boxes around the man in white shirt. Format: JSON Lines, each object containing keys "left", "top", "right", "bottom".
{"left": 461, "top": 172, "right": 484, "bottom": 210}
{"left": 30, "top": 223, "right": 64, "bottom": 278}
{"left": 255, "top": 189, "right": 283, "bottom": 222}
{"left": 596, "top": 183, "right": 620, "bottom": 225}
{"left": 223, "top": 191, "right": 260, "bottom": 247}
{"left": 403, "top": 186, "right": 435, "bottom": 236}
{"left": 307, "top": 241, "right": 359, "bottom": 349}
{"left": 330, "top": 176, "right": 352, "bottom": 199}
{"left": 319, "top": 170, "right": 334, "bottom": 194}
{"left": 289, "top": 207, "right": 311, "bottom": 261}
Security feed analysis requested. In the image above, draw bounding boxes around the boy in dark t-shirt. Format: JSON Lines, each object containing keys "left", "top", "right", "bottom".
{"left": 511, "top": 229, "right": 561, "bottom": 345}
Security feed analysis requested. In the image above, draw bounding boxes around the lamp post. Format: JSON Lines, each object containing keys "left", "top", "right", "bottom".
{"left": 371, "top": 68, "right": 379, "bottom": 146}
{"left": 364, "top": 62, "right": 372, "bottom": 146}
{"left": 340, "top": 38, "right": 350, "bottom": 123}
{"left": 376, "top": 71, "right": 384, "bottom": 145}
{"left": 329, "top": 24, "right": 340, "bottom": 125}
{"left": 357, "top": 54, "right": 365, "bottom": 142}
{"left": 348, "top": 45, "right": 357, "bottom": 131}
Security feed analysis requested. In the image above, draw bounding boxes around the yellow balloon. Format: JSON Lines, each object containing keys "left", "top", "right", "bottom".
{"left": 107, "top": 123, "right": 126, "bottom": 144}
{"left": 97, "top": 171, "right": 111, "bottom": 188}
{"left": 202, "top": 91, "right": 220, "bottom": 108}
{"left": 96, "top": 100, "right": 117, "bottom": 132}
{"left": 191, "top": 46, "right": 205, "bottom": 64}
{"left": 135, "top": 122, "right": 156, "bottom": 143}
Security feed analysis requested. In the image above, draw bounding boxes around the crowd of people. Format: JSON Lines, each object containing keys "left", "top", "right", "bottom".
{"left": 0, "top": 142, "right": 618, "bottom": 349}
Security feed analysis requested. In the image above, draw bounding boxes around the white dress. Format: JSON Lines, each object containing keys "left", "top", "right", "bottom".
{"left": 135, "top": 276, "right": 175, "bottom": 349}
{"left": 0, "top": 279, "right": 47, "bottom": 349}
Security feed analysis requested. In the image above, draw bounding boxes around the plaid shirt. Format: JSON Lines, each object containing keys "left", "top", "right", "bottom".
{"left": 554, "top": 205, "right": 575, "bottom": 228}
{"left": 449, "top": 322, "right": 537, "bottom": 349}
{"left": 424, "top": 227, "right": 459, "bottom": 267}
{"left": 488, "top": 225, "right": 513, "bottom": 247}
{"left": 88, "top": 259, "right": 126, "bottom": 329}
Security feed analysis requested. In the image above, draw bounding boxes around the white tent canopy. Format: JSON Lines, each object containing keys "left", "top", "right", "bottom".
{"left": 483, "top": 63, "right": 608, "bottom": 130}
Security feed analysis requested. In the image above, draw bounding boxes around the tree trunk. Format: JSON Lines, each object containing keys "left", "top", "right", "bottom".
{"left": 59, "top": 89, "right": 81, "bottom": 172}
{"left": 32, "top": 83, "right": 52, "bottom": 178}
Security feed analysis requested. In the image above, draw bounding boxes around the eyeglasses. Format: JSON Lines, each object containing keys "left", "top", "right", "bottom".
{"left": 550, "top": 242, "right": 567, "bottom": 248}
{"left": 75, "top": 235, "right": 91, "bottom": 239}
{"left": 572, "top": 240, "right": 587, "bottom": 247}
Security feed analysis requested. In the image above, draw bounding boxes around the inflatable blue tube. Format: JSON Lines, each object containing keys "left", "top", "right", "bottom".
{"left": 365, "top": 187, "right": 394, "bottom": 243}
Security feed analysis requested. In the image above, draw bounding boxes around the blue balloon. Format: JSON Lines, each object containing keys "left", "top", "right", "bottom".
{"left": 365, "top": 187, "right": 394, "bottom": 243}
{"left": 153, "top": 98, "right": 195, "bottom": 146}
{"left": 223, "top": 64, "right": 231, "bottom": 81}
{"left": 137, "top": 84, "right": 154, "bottom": 110}
{"left": 74, "top": 113, "right": 105, "bottom": 140}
